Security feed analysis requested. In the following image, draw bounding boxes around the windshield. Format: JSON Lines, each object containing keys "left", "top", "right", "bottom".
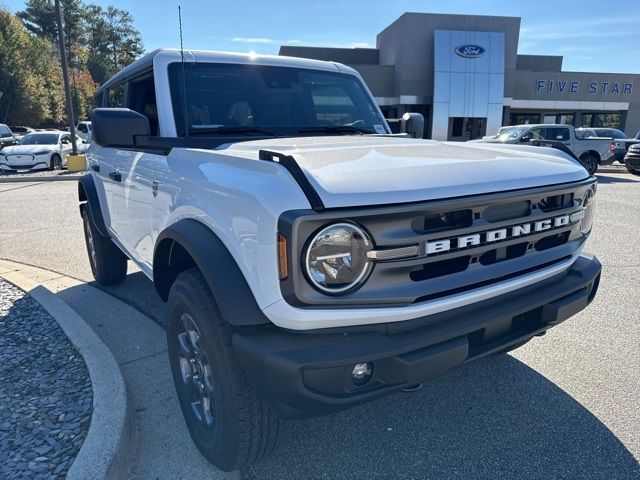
{"left": 168, "top": 63, "right": 388, "bottom": 137}
{"left": 20, "top": 133, "right": 59, "bottom": 145}
{"left": 496, "top": 126, "right": 529, "bottom": 141}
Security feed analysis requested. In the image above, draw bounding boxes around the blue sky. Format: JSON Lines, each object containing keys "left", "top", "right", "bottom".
{"left": 3, "top": 0, "right": 640, "bottom": 73}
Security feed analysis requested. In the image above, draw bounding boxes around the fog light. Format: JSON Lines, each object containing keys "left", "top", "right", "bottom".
{"left": 352, "top": 362, "right": 373, "bottom": 386}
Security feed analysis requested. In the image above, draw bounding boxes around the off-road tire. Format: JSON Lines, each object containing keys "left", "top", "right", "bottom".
{"left": 166, "top": 269, "right": 280, "bottom": 471}
{"left": 81, "top": 208, "right": 127, "bottom": 285}
{"left": 50, "top": 154, "right": 62, "bottom": 170}
{"left": 580, "top": 154, "right": 598, "bottom": 175}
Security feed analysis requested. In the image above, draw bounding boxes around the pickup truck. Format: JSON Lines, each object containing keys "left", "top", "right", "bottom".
{"left": 476, "top": 124, "right": 614, "bottom": 175}
{"left": 79, "top": 49, "right": 601, "bottom": 470}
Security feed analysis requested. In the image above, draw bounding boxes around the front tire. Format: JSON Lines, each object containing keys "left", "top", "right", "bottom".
{"left": 580, "top": 154, "right": 598, "bottom": 175}
{"left": 166, "top": 269, "right": 279, "bottom": 471}
{"left": 50, "top": 154, "right": 62, "bottom": 170}
{"left": 82, "top": 208, "right": 127, "bottom": 285}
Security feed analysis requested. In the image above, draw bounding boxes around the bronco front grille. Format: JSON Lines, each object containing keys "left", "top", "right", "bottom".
{"left": 278, "top": 179, "right": 595, "bottom": 308}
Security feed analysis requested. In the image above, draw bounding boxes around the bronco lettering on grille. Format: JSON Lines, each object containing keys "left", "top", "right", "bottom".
{"left": 425, "top": 214, "right": 573, "bottom": 255}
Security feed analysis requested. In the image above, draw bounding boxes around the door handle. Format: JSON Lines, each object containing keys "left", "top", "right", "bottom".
{"left": 91, "top": 164, "right": 100, "bottom": 173}
{"left": 109, "top": 170, "right": 122, "bottom": 182}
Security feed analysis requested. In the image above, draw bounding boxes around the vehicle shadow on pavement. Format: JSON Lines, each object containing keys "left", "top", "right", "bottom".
{"left": 244, "top": 355, "right": 640, "bottom": 480}
{"left": 596, "top": 174, "right": 640, "bottom": 184}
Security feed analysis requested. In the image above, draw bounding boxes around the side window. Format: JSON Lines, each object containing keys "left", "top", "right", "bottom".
{"left": 528, "top": 128, "right": 545, "bottom": 140}
{"left": 61, "top": 134, "right": 71, "bottom": 144}
{"left": 548, "top": 128, "right": 570, "bottom": 141}
{"left": 129, "top": 74, "right": 159, "bottom": 135}
{"left": 78, "top": 123, "right": 87, "bottom": 133}
{"left": 93, "top": 91, "right": 105, "bottom": 108}
{"left": 612, "top": 130, "right": 626, "bottom": 139}
{"left": 107, "top": 83, "right": 125, "bottom": 107}
{"left": 0, "top": 125, "right": 11, "bottom": 137}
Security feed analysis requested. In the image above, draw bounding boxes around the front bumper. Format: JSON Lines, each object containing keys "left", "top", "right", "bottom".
{"left": 624, "top": 151, "right": 640, "bottom": 168}
{"left": 0, "top": 160, "right": 49, "bottom": 172}
{"left": 233, "top": 254, "right": 601, "bottom": 418}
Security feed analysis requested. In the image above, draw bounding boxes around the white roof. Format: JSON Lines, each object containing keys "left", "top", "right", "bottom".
{"left": 98, "top": 48, "right": 356, "bottom": 92}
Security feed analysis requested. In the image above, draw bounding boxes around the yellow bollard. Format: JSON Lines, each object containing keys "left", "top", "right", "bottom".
{"left": 66, "top": 154, "right": 87, "bottom": 172}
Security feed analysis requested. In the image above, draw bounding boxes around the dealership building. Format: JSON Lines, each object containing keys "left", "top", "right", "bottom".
{"left": 279, "top": 12, "right": 640, "bottom": 140}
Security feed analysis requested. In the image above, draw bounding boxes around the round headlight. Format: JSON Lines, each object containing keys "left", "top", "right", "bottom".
{"left": 304, "top": 223, "right": 373, "bottom": 294}
{"left": 581, "top": 186, "right": 596, "bottom": 234}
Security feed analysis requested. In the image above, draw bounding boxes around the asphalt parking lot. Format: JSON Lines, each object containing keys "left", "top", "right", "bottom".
{"left": 0, "top": 175, "right": 639, "bottom": 479}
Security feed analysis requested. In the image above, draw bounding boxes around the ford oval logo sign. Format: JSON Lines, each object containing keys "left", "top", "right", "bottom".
{"left": 455, "top": 45, "right": 485, "bottom": 58}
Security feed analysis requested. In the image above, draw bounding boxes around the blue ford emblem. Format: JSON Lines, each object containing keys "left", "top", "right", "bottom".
{"left": 455, "top": 45, "right": 485, "bottom": 58}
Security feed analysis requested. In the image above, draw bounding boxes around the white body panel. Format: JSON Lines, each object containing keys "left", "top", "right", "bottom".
{"left": 89, "top": 50, "right": 592, "bottom": 330}
{"left": 222, "top": 136, "right": 588, "bottom": 208}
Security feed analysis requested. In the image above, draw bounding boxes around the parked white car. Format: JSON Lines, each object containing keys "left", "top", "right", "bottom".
{"left": 76, "top": 121, "right": 92, "bottom": 142}
{"left": 0, "top": 131, "right": 73, "bottom": 172}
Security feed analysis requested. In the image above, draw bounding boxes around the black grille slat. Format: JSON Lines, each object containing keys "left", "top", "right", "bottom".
{"left": 539, "top": 193, "right": 574, "bottom": 212}
{"left": 484, "top": 201, "right": 531, "bottom": 222}
{"left": 280, "top": 179, "right": 594, "bottom": 307}
{"left": 411, "top": 210, "right": 473, "bottom": 235}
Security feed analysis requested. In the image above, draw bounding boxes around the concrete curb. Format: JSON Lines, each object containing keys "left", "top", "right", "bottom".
{"left": 597, "top": 167, "right": 629, "bottom": 174}
{"left": 0, "top": 174, "right": 82, "bottom": 183}
{"left": 0, "top": 270, "right": 131, "bottom": 480}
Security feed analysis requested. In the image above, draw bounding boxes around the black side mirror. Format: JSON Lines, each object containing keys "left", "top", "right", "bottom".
{"left": 520, "top": 135, "right": 531, "bottom": 143}
{"left": 400, "top": 113, "right": 424, "bottom": 139}
{"left": 91, "top": 108, "right": 150, "bottom": 148}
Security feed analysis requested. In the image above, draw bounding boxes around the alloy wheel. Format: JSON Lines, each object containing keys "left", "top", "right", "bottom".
{"left": 176, "top": 313, "right": 216, "bottom": 427}
{"left": 84, "top": 215, "right": 97, "bottom": 269}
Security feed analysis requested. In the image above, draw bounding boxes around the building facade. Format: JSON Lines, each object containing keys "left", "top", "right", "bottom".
{"left": 279, "top": 12, "right": 640, "bottom": 140}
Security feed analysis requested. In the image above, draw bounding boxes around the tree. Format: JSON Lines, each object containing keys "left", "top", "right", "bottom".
{"left": 15, "top": 0, "right": 56, "bottom": 40}
{"left": 6, "top": 3, "right": 144, "bottom": 126}
{"left": 0, "top": 8, "right": 59, "bottom": 125}
{"left": 86, "top": 5, "right": 143, "bottom": 85}
{"left": 18, "top": 0, "right": 87, "bottom": 68}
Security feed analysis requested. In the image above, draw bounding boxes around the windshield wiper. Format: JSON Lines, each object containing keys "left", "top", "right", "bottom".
{"left": 188, "top": 126, "right": 279, "bottom": 137}
{"left": 298, "top": 125, "right": 377, "bottom": 135}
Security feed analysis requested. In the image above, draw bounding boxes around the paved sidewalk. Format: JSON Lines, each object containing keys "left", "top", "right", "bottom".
{"left": 0, "top": 260, "right": 236, "bottom": 480}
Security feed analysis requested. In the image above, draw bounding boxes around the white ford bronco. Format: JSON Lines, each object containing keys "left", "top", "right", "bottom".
{"left": 79, "top": 49, "right": 601, "bottom": 470}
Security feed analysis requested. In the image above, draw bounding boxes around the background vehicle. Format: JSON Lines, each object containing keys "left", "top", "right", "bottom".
{"left": 0, "top": 131, "right": 73, "bottom": 172}
{"left": 576, "top": 127, "right": 627, "bottom": 140}
{"left": 80, "top": 49, "right": 601, "bottom": 471}
{"left": 624, "top": 143, "right": 640, "bottom": 175}
{"left": 0, "top": 124, "right": 17, "bottom": 150}
{"left": 76, "top": 121, "right": 92, "bottom": 142}
{"left": 8, "top": 126, "right": 35, "bottom": 142}
{"left": 609, "top": 132, "right": 640, "bottom": 163}
{"left": 477, "top": 124, "right": 614, "bottom": 174}
{"left": 480, "top": 125, "right": 515, "bottom": 140}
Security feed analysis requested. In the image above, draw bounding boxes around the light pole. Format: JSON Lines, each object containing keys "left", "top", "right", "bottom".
{"left": 54, "top": 0, "right": 78, "bottom": 155}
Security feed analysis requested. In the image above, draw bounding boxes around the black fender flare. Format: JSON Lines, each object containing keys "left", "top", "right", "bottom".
{"left": 78, "top": 174, "right": 109, "bottom": 237}
{"left": 153, "top": 219, "right": 270, "bottom": 326}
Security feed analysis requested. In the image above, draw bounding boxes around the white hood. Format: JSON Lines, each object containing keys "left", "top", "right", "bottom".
{"left": 221, "top": 136, "right": 590, "bottom": 208}
{"left": 2, "top": 144, "right": 56, "bottom": 155}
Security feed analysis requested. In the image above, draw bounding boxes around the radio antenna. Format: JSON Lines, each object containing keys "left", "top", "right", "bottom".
{"left": 178, "top": 5, "right": 190, "bottom": 138}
